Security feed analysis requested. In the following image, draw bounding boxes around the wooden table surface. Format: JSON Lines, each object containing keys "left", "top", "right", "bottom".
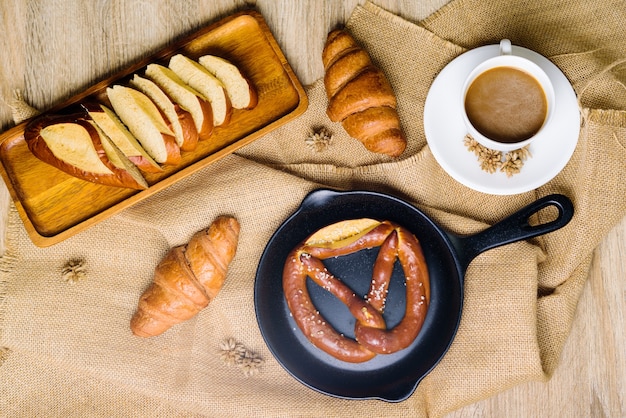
{"left": 0, "top": 1, "right": 623, "bottom": 416}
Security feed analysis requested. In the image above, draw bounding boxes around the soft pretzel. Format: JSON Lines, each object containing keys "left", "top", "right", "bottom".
{"left": 283, "top": 220, "right": 430, "bottom": 363}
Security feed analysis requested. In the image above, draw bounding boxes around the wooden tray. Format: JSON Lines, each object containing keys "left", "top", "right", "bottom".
{"left": 0, "top": 10, "right": 308, "bottom": 247}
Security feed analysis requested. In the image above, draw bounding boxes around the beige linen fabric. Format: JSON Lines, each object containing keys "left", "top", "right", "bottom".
{"left": 2, "top": 1, "right": 626, "bottom": 417}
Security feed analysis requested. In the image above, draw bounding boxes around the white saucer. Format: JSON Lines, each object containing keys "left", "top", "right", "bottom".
{"left": 423, "top": 45, "right": 580, "bottom": 195}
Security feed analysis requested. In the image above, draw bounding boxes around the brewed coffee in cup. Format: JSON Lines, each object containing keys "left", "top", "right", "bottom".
{"left": 465, "top": 66, "right": 547, "bottom": 143}
{"left": 461, "top": 40, "right": 555, "bottom": 152}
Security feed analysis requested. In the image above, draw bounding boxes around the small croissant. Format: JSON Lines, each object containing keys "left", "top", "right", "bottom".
{"left": 130, "top": 215, "right": 240, "bottom": 337}
{"left": 323, "top": 29, "right": 406, "bottom": 157}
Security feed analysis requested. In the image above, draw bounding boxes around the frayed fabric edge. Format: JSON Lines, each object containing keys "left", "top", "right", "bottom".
{"left": 0, "top": 204, "right": 21, "bottom": 361}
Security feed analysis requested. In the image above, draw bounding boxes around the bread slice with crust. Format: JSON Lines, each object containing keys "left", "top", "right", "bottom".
{"left": 81, "top": 101, "right": 162, "bottom": 173}
{"left": 129, "top": 74, "right": 199, "bottom": 152}
{"left": 198, "top": 55, "right": 258, "bottom": 110}
{"left": 145, "top": 64, "right": 214, "bottom": 140}
{"left": 169, "top": 54, "right": 232, "bottom": 126}
{"left": 107, "top": 85, "right": 181, "bottom": 165}
{"left": 24, "top": 113, "right": 148, "bottom": 190}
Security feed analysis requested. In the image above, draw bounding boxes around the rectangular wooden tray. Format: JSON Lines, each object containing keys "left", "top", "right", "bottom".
{"left": 0, "top": 10, "right": 308, "bottom": 247}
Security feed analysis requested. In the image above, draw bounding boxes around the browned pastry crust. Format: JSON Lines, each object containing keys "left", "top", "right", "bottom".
{"left": 326, "top": 69, "right": 397, "bottom": 122}
{"left": 323, "top": 29, "right": 407, "bottom": 157}
{"left": 341, "top": 107, "right": 405, "bottom": 155}
{"left": 322, "top": 29, "right": 360, "bottom": 70}
{"left": 130, "top": 216, "right": 240, "bottom": 337}
{"left": 323, "top": 48, "right": 372, "bottom": 98}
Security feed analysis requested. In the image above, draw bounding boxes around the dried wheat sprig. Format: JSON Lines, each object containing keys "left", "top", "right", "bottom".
{"left": 463, "top": 134, "right": 532, "bottom": 176}
{"left": 219, "top": 338, "right": 264, "bottom": 377}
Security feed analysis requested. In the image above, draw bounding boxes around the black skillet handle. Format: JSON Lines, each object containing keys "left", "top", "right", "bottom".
{"left": 453, "top": 194, "right": 574, "bottom": 272}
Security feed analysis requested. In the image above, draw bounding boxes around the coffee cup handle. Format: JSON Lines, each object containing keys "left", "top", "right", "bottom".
{"left": 499, "top": 39, "right": 512, "bottom": 55}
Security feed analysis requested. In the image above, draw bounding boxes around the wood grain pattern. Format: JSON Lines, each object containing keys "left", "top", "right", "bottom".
{"left": 0, "top": 1, "right": 623, "bottom": 416}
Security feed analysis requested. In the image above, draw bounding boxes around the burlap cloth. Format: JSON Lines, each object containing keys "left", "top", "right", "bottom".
{"left": 1, "top": 1, "right": 626, "bottom": 416}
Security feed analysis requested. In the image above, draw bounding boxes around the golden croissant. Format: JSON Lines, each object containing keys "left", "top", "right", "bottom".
{"left": 130, "top": 215, "right": 240, "bottom": 337}
{"left": 322, "top": 28, "right": 406, "bottom": 157}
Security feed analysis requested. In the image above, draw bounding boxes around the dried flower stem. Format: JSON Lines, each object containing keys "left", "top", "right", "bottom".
{"left": 219, "top": 338, "right": 264, "bottom": 377}
{"left": 61, "top": 259, "right": 87, "bottom": 284}
{"left": 305, "top": 127, "right": 333, "bottom": 152}
{"left": 463, "top": 134, "right": 532, "bottom": 176}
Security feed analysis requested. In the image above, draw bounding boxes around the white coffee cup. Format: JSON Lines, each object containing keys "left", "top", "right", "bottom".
{"left": 461, "top": 39, "right": 556, "bottom": 152}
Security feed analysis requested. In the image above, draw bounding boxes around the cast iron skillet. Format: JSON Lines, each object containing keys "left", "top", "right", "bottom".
{"left": 254, "top": 189, "right": 573, "bottom": 402}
